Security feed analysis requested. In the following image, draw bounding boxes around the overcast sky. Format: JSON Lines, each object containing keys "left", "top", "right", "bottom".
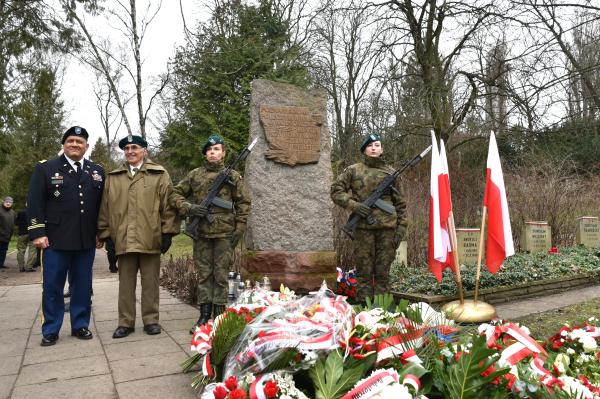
{"left": 60, "top": 0, "right": 205, "bottom": 156}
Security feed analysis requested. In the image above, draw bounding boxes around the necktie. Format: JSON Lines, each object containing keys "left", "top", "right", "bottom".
{"left": 74, "top": 161, "right": 82, "bottom": 177}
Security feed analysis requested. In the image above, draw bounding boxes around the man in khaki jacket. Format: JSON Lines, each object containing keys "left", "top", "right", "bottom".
{"left": 97, "top": 135, "right": 180, "bottom": 338}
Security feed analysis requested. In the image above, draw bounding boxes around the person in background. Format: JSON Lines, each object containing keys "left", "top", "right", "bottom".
{"left": 0, "top": 196, "right": 16, "bottom": 269}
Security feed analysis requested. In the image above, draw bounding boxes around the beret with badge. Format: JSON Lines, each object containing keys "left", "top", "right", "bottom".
{"left": 61, "top": 126, "right": 89, "bottom": 144}
{"left": 360, "top": 133, "right": 382, "bottom": 153}
{"left": 118, "top": 135, "right": 148, "bottom": 150}
{"left": 202, "top": 134, "right": 225, "bottom": 154}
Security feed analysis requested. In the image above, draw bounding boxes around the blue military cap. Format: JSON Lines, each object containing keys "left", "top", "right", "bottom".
{"left": 118, "top": 135, "right": 148, "bottom": 149}
{"left": 360, "top": 133, "right": 382, "bottom": 153}
{"left": 62, "top": 126, "right": 89, "bottom": 143}
{"left": 202, "top": 134, "right": 225, "bottom": 154}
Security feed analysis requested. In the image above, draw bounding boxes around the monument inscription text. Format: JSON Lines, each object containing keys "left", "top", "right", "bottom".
{"left": 259, "top": 105, "right": 323, "bottom": 166}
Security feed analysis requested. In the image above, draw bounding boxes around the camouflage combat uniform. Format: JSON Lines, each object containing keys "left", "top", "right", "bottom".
{"left": 170, "top": 160, "right": 250, "bottom": 306}
{"left": 331, "top": 155, "right": 407, "bottom": 301}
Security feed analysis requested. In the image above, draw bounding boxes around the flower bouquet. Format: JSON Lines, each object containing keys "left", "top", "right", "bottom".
{"left": 223, "top": 283, "right": 354, "bottom": 379}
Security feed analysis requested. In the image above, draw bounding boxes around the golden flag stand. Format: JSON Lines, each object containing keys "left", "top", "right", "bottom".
{"left": 441, "top": 206, "right": 497, "bottom": 323}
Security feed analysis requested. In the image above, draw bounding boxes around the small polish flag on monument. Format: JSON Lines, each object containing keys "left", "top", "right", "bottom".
{"left": 483, "top": 132, "right": 515, "bottom": 273}
{"left": 428, "top": 131, "right": 455, "bottom": 282}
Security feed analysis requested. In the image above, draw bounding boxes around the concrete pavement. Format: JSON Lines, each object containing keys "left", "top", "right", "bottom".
{"left": 0, "top": 251, "right": 199, "bottom": 399}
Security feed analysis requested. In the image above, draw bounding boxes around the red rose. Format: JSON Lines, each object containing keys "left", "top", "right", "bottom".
{"left": 225, "top": 376, "right": 238, "bottom": 391}
{"left": 213, "top": 385, "right": 229, "bottom": 399}
{"left": 263, "top": 381, "right": 279, "bottom": 398}
{"left": 228, "top": 389, "right": 247, "bottom": 399}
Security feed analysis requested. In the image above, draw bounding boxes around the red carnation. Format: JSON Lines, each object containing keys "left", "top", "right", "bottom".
{"left": 225, "top": 376, "right": 238, "bottom": 391}
{"left": 213, "top": 385, "right": 229, "bottom": 399}
{"left": 263, "top": 381, "right": 279, "bottom": 398}
{"left": 228, "top": 389, "right": 247, "bottom": 399}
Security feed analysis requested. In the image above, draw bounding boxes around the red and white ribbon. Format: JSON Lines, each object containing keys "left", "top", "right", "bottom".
{"left": 191, "top": 321, "right": 213, "bottom": 354}
{"left": 340, "top": 369, "right": 400, "bottom": 399}
{"left": 584, "top": 325, "right": 600, "bottom": 338}
{"left": 481, "top": 323, "right": 546, "bottom": 366}
{"left": 376, "top": 334, "right": 423, "bottom": 363}
{"left": 402, "top": 374, "right": 421, "bottom": 392}
{"left": 201, "top": 354, "right": 214, "bottom": 377}
{"left": 249, "top": 374, "right": 272, "bottom": 399}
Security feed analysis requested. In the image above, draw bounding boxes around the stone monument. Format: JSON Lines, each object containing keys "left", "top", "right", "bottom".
{"left": 576, "top": 216, "right": 600, "bottom": 248}
{"left": 521, "top": 221, "right": 552, "bottom": 253}
{"left": 455, "top": 228, "right": 483, "bottom": 265}
{"left": 242, "top": 79, "right": 336, "bottom": 292}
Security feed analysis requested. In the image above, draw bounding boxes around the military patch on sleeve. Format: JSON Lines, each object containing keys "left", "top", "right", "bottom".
{"left": 31, "top": 218, "right": 37, "bottom": 225}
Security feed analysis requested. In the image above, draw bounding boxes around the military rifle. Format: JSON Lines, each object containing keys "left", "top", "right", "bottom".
{"left": 185, "top": 138, "right": 258, "bottom": 240}
{"left": 342, "top": 145, "right": 432, "bottom": 239}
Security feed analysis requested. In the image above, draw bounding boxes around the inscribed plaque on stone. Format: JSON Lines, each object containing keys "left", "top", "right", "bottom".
{"left": 521, "top": 221, "right": 551, "bottom": 253}
{"left": 576, "top": 216, "right": 600, "bottom": 248}
{"left": 259, "top": 105, "right": 323, "bottom": 166}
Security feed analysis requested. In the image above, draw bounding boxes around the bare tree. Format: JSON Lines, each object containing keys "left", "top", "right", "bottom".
{"left": 311, "top": 0, "right": 391, "bottom": 163}
{"left": 62, "top": 0, "right": 169, "bottom": 138}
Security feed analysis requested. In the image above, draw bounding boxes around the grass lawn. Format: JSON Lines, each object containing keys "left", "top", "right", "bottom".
{"left": 512, "top": 297, "right": 600, "bottom": 339}
{"left": 162, "top": 233, "right": 193, "bottom": 259}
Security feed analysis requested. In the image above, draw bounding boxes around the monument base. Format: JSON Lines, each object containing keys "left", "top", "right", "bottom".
{"left": 242, "top": 250, "right": 337, "bottom": 293}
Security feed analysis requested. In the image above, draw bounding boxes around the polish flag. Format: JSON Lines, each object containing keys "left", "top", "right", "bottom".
{"left": 428, "top": 132, "right": 454, "bottom": 282}
{"left": 484, "top": 132, "right": 515, "bottom": 273}
{"left": 439, "top": 139, "right": 455, "bottom": 270}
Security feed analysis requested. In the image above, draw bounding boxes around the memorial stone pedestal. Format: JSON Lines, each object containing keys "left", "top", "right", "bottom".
{"left": 242, "top": 79, "right": 336, "bottom": 292}
{"left": 521, "top": 221, "right": 552, "bottom": 253}
{"left": 576, "top": 216, "right": 600, "bottom": 248}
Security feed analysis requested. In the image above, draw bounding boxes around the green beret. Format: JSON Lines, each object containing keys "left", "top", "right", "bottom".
{"left": 62, "top": 126, "right": 89, "bottom": 144}
{"left": 360, "top": 133, "right": 381, "bottom": 153}
{"left": 118, "top": 135, "right": 148, "bottom": 149}
{"left": 202, "top": 134, "right": 225, "bottom": 154}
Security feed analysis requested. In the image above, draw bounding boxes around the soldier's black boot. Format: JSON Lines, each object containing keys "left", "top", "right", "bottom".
{"left": 189, "top": 303, "right": 212, "bottom": 334}
{"left": 213, "top": 304, "right": 226, "bottom": 319}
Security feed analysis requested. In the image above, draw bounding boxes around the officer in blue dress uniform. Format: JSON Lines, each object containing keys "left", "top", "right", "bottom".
{"left": 27, "top": 126, "right": 105, "bottom": 346}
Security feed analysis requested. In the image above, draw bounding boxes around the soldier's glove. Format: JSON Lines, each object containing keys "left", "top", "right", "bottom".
{"left": 353, "top": 202, "right": 372, "bottom": 218}
{"left": 160, "top": 234, "right": 173, "bottom": 254}
{"left": 188, "top": 204, "right": 208, "bottom": 217}
{"left": 230, "top": 230, "right": 244, "bottom": 247}
{"left": 393, "top": 226, "right": 406, "bottom": 248}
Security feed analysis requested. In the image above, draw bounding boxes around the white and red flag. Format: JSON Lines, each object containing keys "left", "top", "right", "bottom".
{"left": 428, "top": 132, "right": 455, "bottom": 282}
{"left": 483, "top": 132, "right": 515, "bottom": 273}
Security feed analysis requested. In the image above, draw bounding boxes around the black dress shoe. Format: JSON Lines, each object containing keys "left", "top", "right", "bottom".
{"left": 41, "top": 334, "right": 59, "bottom": 346}
{"left": 71, "top": 327, "right": 93, "bottom": 340}
{"left": 112, "top": 326, "right": 135, "bottom": 339}
{"left": 143, "top": 324, "right": 161, "bottom": 335}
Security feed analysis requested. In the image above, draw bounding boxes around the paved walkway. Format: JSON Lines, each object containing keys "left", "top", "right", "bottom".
{"left": 0, "top": 249, "right": 598, "bottom": 398}
{"left": 0, "top": 251, "right": 198, "bottom": 399}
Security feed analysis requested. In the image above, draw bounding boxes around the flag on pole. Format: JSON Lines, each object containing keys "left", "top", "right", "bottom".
{"left": 428, "top": 132, "right": 455, "bottom": 282}
{"left": 483, "top": 132, "right": 515, "bottom": 273}
{"left": 439, "top": 139, "right": 455, "bottom": 268}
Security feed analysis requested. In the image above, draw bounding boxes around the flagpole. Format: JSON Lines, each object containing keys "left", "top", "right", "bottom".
{"left": 474, "top": 206, "right": 487, "bottom": 303}
{"left": 447, "top": 211, "right": 464, "bottom": 304}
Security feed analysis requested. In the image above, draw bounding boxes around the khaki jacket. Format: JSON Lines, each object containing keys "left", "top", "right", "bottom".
{"left": 170, "top": 160, "right": 250, "bottom": 239}
{"left": 97, "top": 160, "right": 180, "bottom": 255}
{"left": 331, "top": 156, "right": 407, "bottom": 231}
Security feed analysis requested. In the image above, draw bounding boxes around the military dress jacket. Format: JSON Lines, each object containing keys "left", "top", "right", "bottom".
{"left": 331, "top": 156, "right": 407, "bottom": 231}
{"left": 27, "top": 155, "right": 105, "bottom": 251}
{"left": 170, "top": 160, "right": 251, "bottom": 239}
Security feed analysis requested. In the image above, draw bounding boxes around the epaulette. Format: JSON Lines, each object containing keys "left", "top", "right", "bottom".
{"left": 38, "top": 159, "right": 47, "bottom": 163}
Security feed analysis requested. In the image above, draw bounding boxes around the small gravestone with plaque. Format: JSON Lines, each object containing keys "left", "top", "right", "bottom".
{"left": 576, "top": 216, "right": 600, "bottom": 248}
{"left": 455, "top": 228, "right": 483, "bottom": 265}
{"left": 521, "top": 221, "right": 552, "bottom": 253}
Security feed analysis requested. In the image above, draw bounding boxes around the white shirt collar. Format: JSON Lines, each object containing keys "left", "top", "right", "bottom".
{"left": 129, "top": 162, "right": 144, "bottom": 175}
{"left": 64, "top": 155, "right": 84, "bottom": 170}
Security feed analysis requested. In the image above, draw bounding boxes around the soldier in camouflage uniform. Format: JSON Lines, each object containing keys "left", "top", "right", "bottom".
{"left": 331, "top": 133, "right": 407, "bottom": 302}
{"left": 170, "top": 135, "right": 251, "bottom": 332}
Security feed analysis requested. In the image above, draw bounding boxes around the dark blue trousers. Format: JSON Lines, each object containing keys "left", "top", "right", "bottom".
{"left": 41, "top": 247, "right": 95, "bottom": 336}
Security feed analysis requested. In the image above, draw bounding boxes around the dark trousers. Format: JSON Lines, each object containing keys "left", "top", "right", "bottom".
{"left": 41, "top": 247, "right": 95, "bottom": 336}
{"left": 0, "top": 241, "right": 8, "bottom": 266}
